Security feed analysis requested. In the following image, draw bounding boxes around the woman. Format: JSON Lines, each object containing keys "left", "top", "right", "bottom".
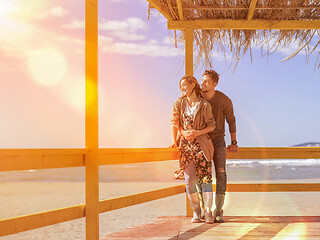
{"left": 170, "top": 75, "right": 216, "bottom": 223}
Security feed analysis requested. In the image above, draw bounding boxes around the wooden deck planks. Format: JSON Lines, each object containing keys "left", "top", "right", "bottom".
{"left": 101, "top": 216, "right": 320, "bottom": 240}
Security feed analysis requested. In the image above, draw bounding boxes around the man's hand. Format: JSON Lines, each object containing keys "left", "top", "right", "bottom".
{"left": 227, "top": 144, "right": 238, "bottom": 152}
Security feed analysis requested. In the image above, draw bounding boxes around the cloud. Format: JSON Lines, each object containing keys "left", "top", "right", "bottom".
{"left": 99, "top": 35, "right": 181, "bottom": 57}
{"left": 0, "top": 44, "right": 23, "bottom": 59}
{"left": 110, "top": 31, "right": 146, "bottom": 41}
{"left": 100, "top": 17, "right": 147, "bottom": 31}
{"left": 54, "top": 36, "right": 84, "bottom": 45}
{"left": 163, "top": 36, "right": 172, "bottom": 45}
{"left": 36, "top": 6, "right": 68, "bottom": 19}
{"left": 0, "top": 20, "right": 36, "bottom": 60}
{"left": 60, "top": 17, "right": 226, "bottom": 60}
{"left": 99, "top": 36, "right": 114, "bottom": 44}
{"left": 99, "top": 17, "right": 148, "bottom": 41}
{"left": 147, "top": 39, "right": 159, "bottom": 45}
{"left": 252, "top": 38, "right": 310, "bottom": 58}
{"left": 62, "top": 19, "right": 85, "bottom": 29}
{"left": 63, "top": 17, "right": 147, "bottom": 41}
{"left": 98, "top": 35, "right": 227, "bottom": 60}
{"left": 148, "top": 6, "right": 168, "bottom": 23}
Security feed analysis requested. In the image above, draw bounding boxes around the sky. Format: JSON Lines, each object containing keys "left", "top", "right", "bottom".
{"left": 0, "top": 0, "right": 319, "bottom": 149}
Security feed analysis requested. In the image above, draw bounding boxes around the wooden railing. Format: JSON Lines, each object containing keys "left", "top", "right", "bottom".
{"left": 0, "top": 147, "right": 320, "bottom": 237}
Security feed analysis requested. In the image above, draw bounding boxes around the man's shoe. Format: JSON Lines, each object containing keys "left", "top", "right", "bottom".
{"left": 213, "top": 193, "right": 225, "bottom": 223}
{"left": 213, "top": 209, "right": 224, "bottom": 223}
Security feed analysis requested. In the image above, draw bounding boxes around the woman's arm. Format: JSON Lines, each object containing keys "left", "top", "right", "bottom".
{"left": 170, "top": 99, "right": 181, "bottom": 148}
{"left": 184, "top": 125, "right": 214, "bottom": 142}
{"left": 169, "top": 126, "right": 179, "bottom": 148}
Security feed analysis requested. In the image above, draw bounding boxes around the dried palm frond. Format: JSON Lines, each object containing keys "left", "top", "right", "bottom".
{"left": 148, "top": 0, "right": 320, "bottom": 70}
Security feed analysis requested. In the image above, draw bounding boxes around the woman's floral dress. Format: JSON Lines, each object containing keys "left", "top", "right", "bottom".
{"left": 180, "top": 113, "right": 213, "bottom": 184}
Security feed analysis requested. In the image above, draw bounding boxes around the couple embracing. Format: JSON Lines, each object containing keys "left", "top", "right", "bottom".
{"left": 170, "top": 70, "right": 238, "bottom": 224}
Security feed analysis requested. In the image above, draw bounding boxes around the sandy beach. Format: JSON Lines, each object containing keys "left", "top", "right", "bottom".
{"left": 1, "top": 180, "right": 320, "bottom": 240}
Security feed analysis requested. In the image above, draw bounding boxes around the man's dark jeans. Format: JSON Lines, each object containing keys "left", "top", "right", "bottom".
{"left": 212, "top": 137, "right": 227, "bottom": 194}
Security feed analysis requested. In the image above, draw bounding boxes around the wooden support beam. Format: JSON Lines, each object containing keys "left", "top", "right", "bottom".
{"left": 247, "top": 0, "right": 258, "bottom": 21}
{"left": 186, "top": 192, "right": 193, "bottom": 217}
{"left": 226, "top": 183, "right": 320, "bottom": 192}
{"left": 0, "top": 149, "right": 86, "bottom": 171}
{"left": 85, "top": 0, "right": 99, "bottom": 239}
{"left": 0, "top": 205, "right": 85, "bottom": 237}
{"left": 168, "top": 19, "right": 320, "bottom": 30}
{"left": 99, "top": 148, "right": 180, "bottom": 165}
{"left": 184, "top": 28, "right": 193, "bottom": 219}
{"left": 226, "top": 147, "right": 320, "bottom": 159}
{"left": 99, "top": 185, "right": 186, "bottom": 213}
{"left": 1, "top": 183, "right": 319, "bottom": 237}
{"left": 185, "top": 29, "right": 193, "bottom": 76}
{"left": 176, "top": 0, "right": 184, "bottom": 20}
{"left": 1, "top": 147, "right": 319, "bottom": 172}
{"left": 147, "top": 0, "right": 173, "bottom": 20}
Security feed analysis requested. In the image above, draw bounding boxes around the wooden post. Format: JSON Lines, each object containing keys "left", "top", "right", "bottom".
{"left": 185, "top": 28, "right": 193, "bottom": 217}
{"left": 185, "top": 29, "right": 193, "bottom": 76}
{"left": 186, "top": 193, "right": 193, "bottom": 217}
{"left": 85, "top": 0, "right": 99, "bottom": 239}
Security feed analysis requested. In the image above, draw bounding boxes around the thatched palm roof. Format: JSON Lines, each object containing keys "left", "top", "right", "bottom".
{"left": 147, "top": 0, "right": 320, "bottom": 70}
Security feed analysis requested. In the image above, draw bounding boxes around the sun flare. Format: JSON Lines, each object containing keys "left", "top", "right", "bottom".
{"left": 27, "top": 48, "right": 67, "bottom": 86}
{"left": 0, "top": 0, "right": 13, "bottom": 16}
{"left": 63, "top": 77, "right": 85, "bottom": 111}
{"left": 0, "top": 0, "right": 44, "bottom": 18}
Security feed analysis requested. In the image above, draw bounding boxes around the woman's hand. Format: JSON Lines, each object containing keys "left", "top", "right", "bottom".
{"left": 180, "top": 129, "right": 193, "bottom": 142}
{"left": 184, "top": 130, "right": 199, "bottom": 142}
{"left": 180, "top": 129, "right": 186, "bottom": 139}
{"left": 169, "top": 142, "right": 178, "bottom": 148}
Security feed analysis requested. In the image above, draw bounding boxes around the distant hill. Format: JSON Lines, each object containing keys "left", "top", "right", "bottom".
{"left": 291, "top": 142, "right": 320, "bottom": 147}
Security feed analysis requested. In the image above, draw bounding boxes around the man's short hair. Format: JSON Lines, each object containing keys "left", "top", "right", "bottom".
{"left": 203, "top": 70, "right": 219, "bottom": 84}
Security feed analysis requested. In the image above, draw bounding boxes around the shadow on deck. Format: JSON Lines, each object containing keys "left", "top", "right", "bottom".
{"left": 102, "top": 216, "right": 320, "bottom": 240}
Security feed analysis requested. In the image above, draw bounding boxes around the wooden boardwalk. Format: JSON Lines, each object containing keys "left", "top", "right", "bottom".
{"left": 102, "top": 216, "right": 320, "bottom": 240}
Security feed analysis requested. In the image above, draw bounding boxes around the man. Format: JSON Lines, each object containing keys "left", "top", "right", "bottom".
{"left": 201, "top": 70, "right": 238, "bottom": 223}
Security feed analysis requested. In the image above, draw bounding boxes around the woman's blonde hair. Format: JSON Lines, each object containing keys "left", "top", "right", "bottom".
{"left": 179, "top": 75, "right": 202, "bottom": 98}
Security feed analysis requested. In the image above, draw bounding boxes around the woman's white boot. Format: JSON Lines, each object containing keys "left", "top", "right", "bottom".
{"left": 187, "top": 192, "right": 201, "bottom": 223}
{"left": 202, "top": 192, "right": 214, "bottom": 224}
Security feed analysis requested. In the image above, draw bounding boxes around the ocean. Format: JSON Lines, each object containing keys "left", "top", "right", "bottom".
{"left": 1, "top": 159, "right": 319, "bottom": 182}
